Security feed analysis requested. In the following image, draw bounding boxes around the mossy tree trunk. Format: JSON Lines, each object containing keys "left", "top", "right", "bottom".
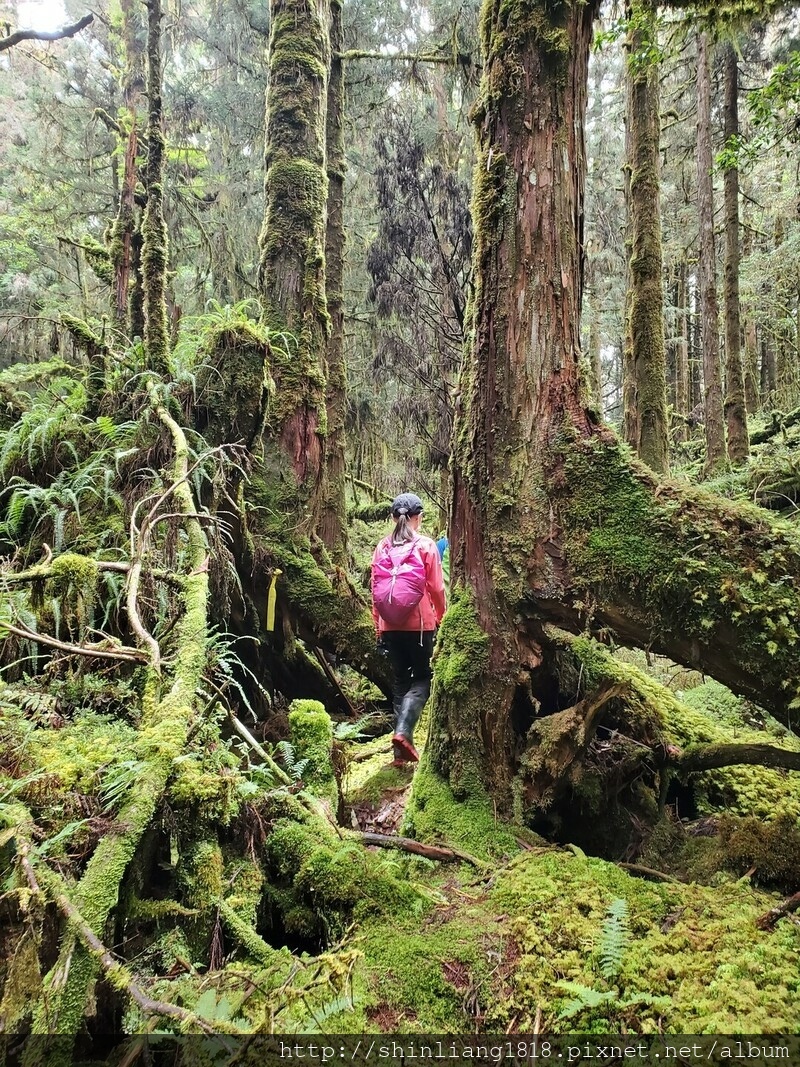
{"left": 722, "top": 42, "right": 749, "bottom": 464}
{"left": 257, "top": 0, "right": 331, "bottom": 526}
{"left": 696, "top": 29, "right": 726, "bottom": 473}
{"left": 319, "top": 0, "right": 349, "bottom": 565}
{"left": 110, "top": 0, "right": 146, "bottom": 337}
{"left": 675, "top": 264, "right": 690, "bottom": 442}
{"left": 141, "top": 0, "right": 169, "bottom": 374}
{"left": 428, "top": 0, "right": 800, "bottom": 825}
{"left": 622, "top": 0, "right": 669, "bottom": 474}
{"left": 206, "top": 0, "right": 384, "bottom": 700}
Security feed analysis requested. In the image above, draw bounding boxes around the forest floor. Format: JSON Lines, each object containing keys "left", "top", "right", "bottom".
{"left": 328, "top": 685, "right": 800, "bottom": 1035}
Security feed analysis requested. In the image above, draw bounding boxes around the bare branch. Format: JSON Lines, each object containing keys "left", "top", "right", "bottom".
{"left": 0, "top": 13, "right": 93, "bottom": 52}
{"left": 1, "top": 617, "right": 148, "bottom": 663}
{"left": 756, "top": 890, "right": 800, "bottom": 931}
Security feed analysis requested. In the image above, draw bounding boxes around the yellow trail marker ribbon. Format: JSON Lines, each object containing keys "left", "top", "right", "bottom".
{"left": 266, "top": 569, "right": 282, "bottom": 632}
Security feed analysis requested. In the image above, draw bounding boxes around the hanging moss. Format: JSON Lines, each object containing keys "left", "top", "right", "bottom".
{"left": 79, "top": 235, "right": 114, "bottom": 286}
{"left": 47, "top": 553, "right": 99, "bottom": 637}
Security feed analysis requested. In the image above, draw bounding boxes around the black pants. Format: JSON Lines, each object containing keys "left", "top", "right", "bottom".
{"left": 381, "top": 630, "right": 435, "bottom": 742}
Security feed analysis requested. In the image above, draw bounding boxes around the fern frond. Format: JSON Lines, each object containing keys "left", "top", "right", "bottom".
{"left": 556, "top": 981, "right": 615, "bottom": 1020}
{"left": 599, "top": 896, "right": 630, "bottom": 979}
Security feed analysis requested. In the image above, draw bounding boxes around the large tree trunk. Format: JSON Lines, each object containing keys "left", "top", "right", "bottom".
{"left": 722, "top": 43, "right": 749, "bottom": 464}
{"left": 257, "top": 0, "right": 331, "bottom": 525}
{"left": 622, "top": 0, "right": 669, "bottom": 474}
{"left": 426, "top": 0, "right": 800, "bottom": 823}
{"left": 212, "top": 0, "right": 383, "bottom": 699}
{"left": 696, "top": 30, "right": 726, "bottom": 472}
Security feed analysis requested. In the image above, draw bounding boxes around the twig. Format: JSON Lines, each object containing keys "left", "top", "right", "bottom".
{"left": 618, "top": 862, "right": 684, "bottom": 884}
{"left": 125, "top": 553, "right": 162, "bottom": 670}
{"left": 0, "top": 618, "right": 147, "bottom": 662}
{"left": 313, "top": 646, "right": 358, "bottom": 716}
{"left": 227, "top": 709, "right": 292, "bottom": 785}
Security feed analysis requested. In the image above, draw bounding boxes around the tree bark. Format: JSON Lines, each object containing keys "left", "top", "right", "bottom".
{"left": 675, "top": 264, "right": 690, "bottom": 440}
{"left": 696, "top": 30, "right": 726, "bottom": 472}
{"left": 110, "top": 0, "right": 146, "bottom": 335}
{"left": 622, "top": 0, "right": 669, "bottom": 474}
{"left": 722, "top": 43, "right": 749, "bottom": 464}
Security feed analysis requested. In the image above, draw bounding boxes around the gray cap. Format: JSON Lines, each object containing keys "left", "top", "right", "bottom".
{"left": 391, "top": 492, "right": 424, "bottom": 517}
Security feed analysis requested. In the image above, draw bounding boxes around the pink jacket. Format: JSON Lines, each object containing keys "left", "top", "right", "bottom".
{"left": 371, "top": 533, "right": 446, "bottom": 634}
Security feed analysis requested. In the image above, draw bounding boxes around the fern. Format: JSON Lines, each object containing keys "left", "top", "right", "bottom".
{"left": 100, "top": 759, "right": 147, "bottom": 811}
{"left": 599, "top": 897, "right": 630, "bottom": 979}
{"left": 557, "top": 981, "right": 616, "bottom": 1020}
{"left": 334, "top": 713, "right": 380, "bottom": 741}
{"left": 276, "top": 741, "right": 310, "bottom": 782}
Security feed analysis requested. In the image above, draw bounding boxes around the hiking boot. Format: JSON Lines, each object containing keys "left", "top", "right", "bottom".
{"left": 392, "top": 733, "right": 419, "bottom": 763}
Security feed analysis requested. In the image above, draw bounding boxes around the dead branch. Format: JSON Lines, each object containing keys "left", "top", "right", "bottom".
{"left": 358, "top": 831, "right": 485, "bottom": 868}
{"left": 618, "top": 862, "right": 684, "bottom": 884}
{"left": 756, "top": 890, "right": 800, "bottom": 930}
{"left": 0, "top": 558, "right": 184, "bottom": 587}
{"left": 669, "top": 743, "right": 800, "bottom": 774}
{"left": 0, "top": 13, "right": 93, "bottom": 52}
{"left": 1, "top": 618, "right": 147, "bottom": 662}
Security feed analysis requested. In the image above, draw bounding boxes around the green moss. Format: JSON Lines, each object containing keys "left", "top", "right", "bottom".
{"left": 434, "top": 590, "right": 490, "bottom": 699}
{"left": 80, "top": 235, "right": 113, "bottom": 286}
{"left": 263, "top": 819, "right": 422, "bottom": 941}
{"left": 718, "top": 813, "right": 800, "bottom": 891}
{"left": 673, "top": 681, "right": 800, "bottom": 820}
{"left": 27, "top": 710, "right": 137, "bottom": 798}
{"left": 180, "top": 840, "right": 224, "bottom": 908}
{"left": 288, "top": 699, "right": 338, "bottom": 809}
{"left": 557, "top": 437, "right": 800, "bottom": 721}
{"left": 486, "top": 850, "right": 800, "bottom": 1032}
{"left": 404, "top": 758, "right": 521, "bottom": 861}
{"left": 47, "top": 553, "right": 99, "bottom": 636}
{"left": 194, "top": 319, "right": 274, "bottom": 446}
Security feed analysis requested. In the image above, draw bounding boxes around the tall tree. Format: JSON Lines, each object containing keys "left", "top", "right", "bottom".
{"left": 424, "top": 0, "right": 800, "bottom": 825}
{"left": 319, "top": 0, "right": 349, "bottom": 564}
{"left": 622, "top": 0, "right": 669, "bottom": 473}
{"left": 695, "top": 29, "right": 726, "bottom": 471}
{"left": 141, "top": 0, "right": 170, "bottom": 374}
{"left": 722, "top": 42, "right": 749, "bottom": 463}
{"left": 257, "top": 0, "right": 331, "bottom": 523}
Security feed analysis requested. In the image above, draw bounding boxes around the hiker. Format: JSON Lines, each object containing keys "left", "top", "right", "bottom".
{"left": 372, "top": 493, "right": 446, "bottom": 767}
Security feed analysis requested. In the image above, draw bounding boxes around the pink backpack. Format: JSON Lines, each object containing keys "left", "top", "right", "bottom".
{"left": 372, "top": 537, "right": 427, "bottom": 626}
